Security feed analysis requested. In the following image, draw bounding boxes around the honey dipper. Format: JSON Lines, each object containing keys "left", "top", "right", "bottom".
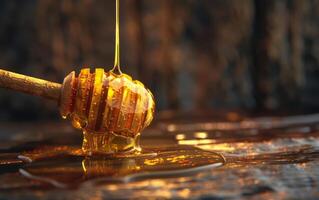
{"left": 0, "top": 68, "right": 155, "bottom": 154}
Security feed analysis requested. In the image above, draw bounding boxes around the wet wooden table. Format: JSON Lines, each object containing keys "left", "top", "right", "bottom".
{"left": 0, "top": 112, "right": 319, "bottom": 199}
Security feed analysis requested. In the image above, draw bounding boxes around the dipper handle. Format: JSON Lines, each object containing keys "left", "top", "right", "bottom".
{"left": 0, "top": 69, "right": 61, "bottom": 101}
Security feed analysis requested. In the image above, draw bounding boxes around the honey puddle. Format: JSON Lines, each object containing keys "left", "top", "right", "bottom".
{"left": 0, "top": 145, "right": 225, "bottom": 189}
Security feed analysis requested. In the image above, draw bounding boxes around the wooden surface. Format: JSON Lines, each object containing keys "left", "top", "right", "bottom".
{"left": 0, "top": 112, "right": 319, "bottom": 199}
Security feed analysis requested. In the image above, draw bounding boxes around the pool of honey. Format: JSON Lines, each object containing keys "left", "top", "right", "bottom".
{"left": 1, "top": 113, "right": 319, "bottom": 199}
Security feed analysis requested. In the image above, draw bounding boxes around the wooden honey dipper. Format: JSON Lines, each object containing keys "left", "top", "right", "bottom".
{"left": 0, "top": 68, "right": 155, "bottom": 154}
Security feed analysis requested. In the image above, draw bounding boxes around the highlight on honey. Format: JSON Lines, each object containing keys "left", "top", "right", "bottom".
{"left": 59, "top": 68, "right": 155, "bottom": 154}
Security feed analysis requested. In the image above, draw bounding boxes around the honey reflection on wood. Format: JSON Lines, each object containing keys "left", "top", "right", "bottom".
{"left": 14, "top": 145, "right": 224, "bottom": 188}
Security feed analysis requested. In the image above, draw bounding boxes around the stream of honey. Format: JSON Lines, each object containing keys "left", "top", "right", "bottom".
{"left": 59, "top": 0, "right": 155, "bottom": 154}
{"left": 113, "top": 0, "right": 122, "bottom": 74}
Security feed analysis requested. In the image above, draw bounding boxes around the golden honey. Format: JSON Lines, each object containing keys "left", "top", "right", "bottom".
{"left": 59, "top": 69, "right": 155, "bottom": 154}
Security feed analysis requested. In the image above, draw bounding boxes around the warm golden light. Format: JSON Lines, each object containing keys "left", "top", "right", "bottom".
{"left": 197, "top": 144, "right": 236, "bottom": 152}
{"left": 167, "top": 124, "right": 177, "bottom": 132}
{"left": 176, "top": 134, "right": 186, "bottom": 140}
{"left": 178, "top": 139, "right": 216, "bottom": 145}
{"left": 194, "top": 132, "right": 208, "bottom": 139}
{"left": 144, "top": 158, "right": 164, "bottom": 166}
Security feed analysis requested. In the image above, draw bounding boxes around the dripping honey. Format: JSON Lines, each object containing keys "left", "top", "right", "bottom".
{"left": 113, "top": 0, "right": 122, "bottom": 74}
{"left": 59, "top": 0, "right": 155, "bottom": 154}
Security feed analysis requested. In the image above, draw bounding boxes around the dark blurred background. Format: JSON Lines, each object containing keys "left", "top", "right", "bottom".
{"left": 0, "top": 0, "right": 318, "bottom": 121}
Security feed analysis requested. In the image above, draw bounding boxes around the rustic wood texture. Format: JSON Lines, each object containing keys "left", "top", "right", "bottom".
{"left": 0, "top": 0, "right": 318, "bottom": 120}
{"left": 0, "top": 69, "right": 61, "bottom": 100}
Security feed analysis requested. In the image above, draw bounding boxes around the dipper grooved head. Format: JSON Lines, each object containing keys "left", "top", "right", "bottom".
{"left": 59, "top": 68, "right": 155, "bottom": 138}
